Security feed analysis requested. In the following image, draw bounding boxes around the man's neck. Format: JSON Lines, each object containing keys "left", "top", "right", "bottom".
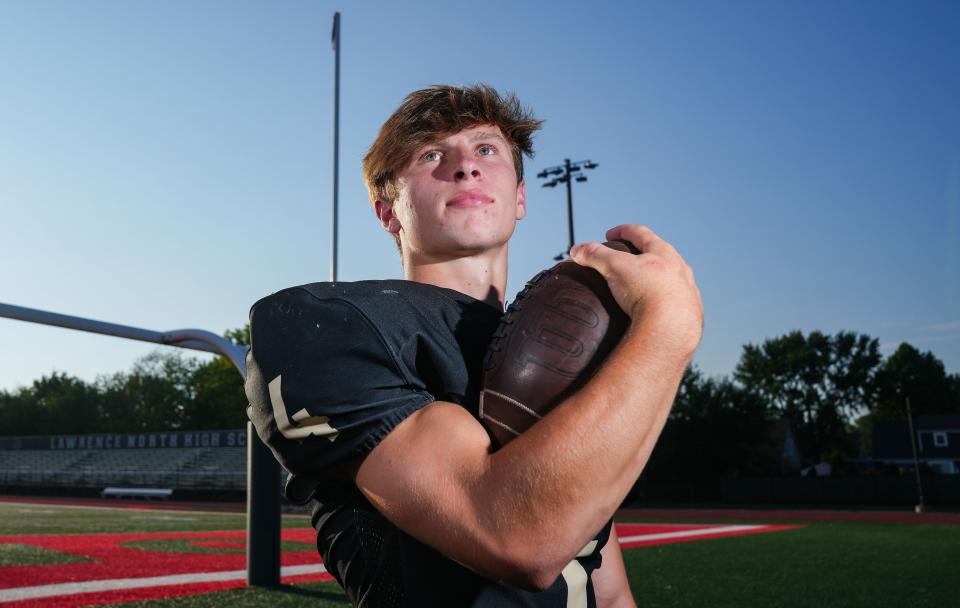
{"left": 402, "top": 245, "right": 509, "bottom": 311}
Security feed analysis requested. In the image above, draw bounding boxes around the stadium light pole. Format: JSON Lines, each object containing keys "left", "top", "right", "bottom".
{"left": 330, "top": 12, "right": 341, "bottom": 282}
{"left": 537, "top": 158, "right": 599, "bottom": 260}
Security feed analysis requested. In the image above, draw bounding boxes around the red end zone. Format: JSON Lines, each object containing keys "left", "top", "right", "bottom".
{"left": 0, "top": 523, "right": 796, "bottom": 607}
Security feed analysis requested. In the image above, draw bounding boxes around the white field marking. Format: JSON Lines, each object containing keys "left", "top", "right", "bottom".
{"left": 618, "top": 524, "right": 767, "bottom": 545}
{"left": 0, "top": 563, "right": 327, "bottom": 602}
{"left": 129, "top": 515, "right": 198, "bottom": 521}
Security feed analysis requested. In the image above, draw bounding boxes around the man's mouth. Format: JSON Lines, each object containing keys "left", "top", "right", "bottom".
{"left": 447, "top": 190, "right": 492, "bottom": 208}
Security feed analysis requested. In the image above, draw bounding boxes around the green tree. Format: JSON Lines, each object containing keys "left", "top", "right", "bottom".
{"left": 181, "top": 325, "right": 249, "bottom": 429}
{"left": 0, "top": 325, "right": 252, "bottom": 437}
{"left": 871, "top": 343, "right": 960, "bottom": 419}
{"left": 0, "top": 385, "right": 48, "bottom": 436}
{"left": 0, "top": 373, "right": 101, "bottom": 435}
{"left": 645, "top": 366, "right": 778, "bottom": 483}
{"left": 99, "top": 351, "right": 198, "bottom": 431}
{"left": 185, "top": 357, "right": 247, "bottom": 429}
{"left": 223, "top": 324, "right": 250, "bottom": 347}
{"left": 734, "top": 330, "right": 881, "bottom": 462}
{"left": 30, "top": 372, "right": 102, "bottom": 434}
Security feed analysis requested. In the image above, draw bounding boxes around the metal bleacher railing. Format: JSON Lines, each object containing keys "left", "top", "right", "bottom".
{"left": 0, "top": 302, "right": 282, "bottom": 587}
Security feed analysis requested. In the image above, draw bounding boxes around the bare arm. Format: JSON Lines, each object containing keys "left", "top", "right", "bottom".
{"left": 592, "top": 527, "right": 636, "bottom": 608}
{"left": 354, "top": 225, "right": 702, "bottom": 589}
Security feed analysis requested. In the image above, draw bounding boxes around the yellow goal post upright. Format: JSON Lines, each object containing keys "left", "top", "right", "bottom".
{"left": 0, "top": 301, "right": 283, "bottom": 588}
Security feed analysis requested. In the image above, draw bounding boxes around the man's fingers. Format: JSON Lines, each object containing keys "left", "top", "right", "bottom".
{"left": 605, "top": 224, "right": 667, "bottom": 254}
{"left": 569, "top": 241, "right": 618, "bottom": 276}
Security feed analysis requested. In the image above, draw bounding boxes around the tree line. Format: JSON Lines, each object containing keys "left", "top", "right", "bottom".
{"left": 0, "top": 327, "right": 250, "bottom": 435}
{"left": 1, "top": 327, "right": 958, "bottom": 477}
{"left": 646, "top": 331, "right": 960, "bottom": 483}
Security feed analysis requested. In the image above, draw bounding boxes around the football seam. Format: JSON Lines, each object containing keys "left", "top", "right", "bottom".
{"left": 480, "top": 388, "right": 544, "bottom": 421}
{"left": 483, "top": 415, "right": 521, "bottom": 437}
{"left": 483, "top": 265, "right": 562, "bottom": 370}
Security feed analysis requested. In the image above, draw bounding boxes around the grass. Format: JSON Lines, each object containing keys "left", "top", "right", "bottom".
{"left": 0, "top": 502, "right": 309, "bottom": 535}
{"left": 1, "top": 500, "right": 958, "bottom": 607}
{"left": 118, "top": 538, "right": 315, "bottom": 555}
{"left": 113, "top": 583, "right": 350, "bottom": 608}
{"left": 0, "top": 542, "right": 91, "bottom": 566}
{"left": 622, "top": 522, "right": 960, "bottom": 607}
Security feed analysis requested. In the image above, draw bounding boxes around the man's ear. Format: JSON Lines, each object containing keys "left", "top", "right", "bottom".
{"left": 515, "top": 181, "right": 527, "bottom": 220}
{"left": 375, "top": 200, "right": 402, "bottom": 234}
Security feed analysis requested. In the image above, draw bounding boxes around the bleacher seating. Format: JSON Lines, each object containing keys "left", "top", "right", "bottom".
{"left": 0, "top": 445, "right": 247, "bottom": 490}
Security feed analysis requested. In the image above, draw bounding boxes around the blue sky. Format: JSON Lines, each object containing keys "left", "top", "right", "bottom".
{"left": 1, "top": 0, "right": 958, "bottom": 392}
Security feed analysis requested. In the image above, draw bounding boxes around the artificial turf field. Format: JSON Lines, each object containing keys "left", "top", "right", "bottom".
{"left": 0, "top": 499, "right": 957, "bottom": 607}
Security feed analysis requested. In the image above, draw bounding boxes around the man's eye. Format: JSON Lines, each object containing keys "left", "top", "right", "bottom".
{"left": 478, "top": 145, "right": 497, "bottom": 156}
{"left": 420, "top": 150, "right": 442, "bottom": 162}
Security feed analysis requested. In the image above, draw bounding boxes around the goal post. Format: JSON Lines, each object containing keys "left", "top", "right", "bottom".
{"left": 0, "top": 301, "right": 283, "bottom": 587}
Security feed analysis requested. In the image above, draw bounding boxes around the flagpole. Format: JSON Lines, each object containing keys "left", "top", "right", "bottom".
{"left": 331, "top": 12, "right": 340, "bottom": 282}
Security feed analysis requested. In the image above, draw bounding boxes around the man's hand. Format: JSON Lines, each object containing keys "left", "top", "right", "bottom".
{"left": 570, "top": 224, "right": 703, "bottom": 355}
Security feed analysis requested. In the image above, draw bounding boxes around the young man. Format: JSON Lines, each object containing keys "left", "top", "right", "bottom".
{"left": 245, "top": 84, "right": 702, "bottom": 607}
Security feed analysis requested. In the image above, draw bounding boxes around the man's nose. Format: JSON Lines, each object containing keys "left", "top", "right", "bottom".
{"left": 454, "top": 167, "right": 481, "bottom": 180}
{"left": 452, "top": 151, "right": 481, "bottom": 181}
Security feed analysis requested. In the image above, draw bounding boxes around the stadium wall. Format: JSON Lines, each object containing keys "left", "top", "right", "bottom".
{"left": 631, "top": 476, "right": 960, "bottom": 507}
{"left": 720, "top": 476, "right": 960, "bottom": 506}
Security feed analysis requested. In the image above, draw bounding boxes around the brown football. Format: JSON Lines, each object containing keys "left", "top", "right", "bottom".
{"left": 480, "top": 239, "right": 640, "bottom": 447}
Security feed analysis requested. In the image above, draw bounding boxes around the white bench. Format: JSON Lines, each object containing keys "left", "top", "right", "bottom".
{"left": 101, "top": 487, "right": 173, "bottom": 500}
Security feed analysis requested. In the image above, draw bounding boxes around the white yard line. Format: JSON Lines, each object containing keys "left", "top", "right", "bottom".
{"left": 0, "top": 564, "right": 327, "bottom": 602}
{"left": 618, "top": 524, "right": 767, "bottom": 544}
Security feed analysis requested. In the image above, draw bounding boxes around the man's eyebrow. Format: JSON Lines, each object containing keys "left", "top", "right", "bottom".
{"left": 413, "top": 131, "right": 506, "bottom": 155}
{"left": 468, "top": 131, "right": 507, "bottom": 143}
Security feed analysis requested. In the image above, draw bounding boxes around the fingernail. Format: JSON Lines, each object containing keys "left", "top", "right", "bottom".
{"left": 569, "top": 244, "right": 581, "bottom": 257}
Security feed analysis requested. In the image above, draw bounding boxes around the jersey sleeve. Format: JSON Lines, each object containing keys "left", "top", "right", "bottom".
{"left": 245, "top": 287, "right": 435, "bottom": 494}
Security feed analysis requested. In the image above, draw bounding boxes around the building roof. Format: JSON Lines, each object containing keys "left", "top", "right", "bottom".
{"left": 916, "top": 414, "right": 960, "bottom": 430}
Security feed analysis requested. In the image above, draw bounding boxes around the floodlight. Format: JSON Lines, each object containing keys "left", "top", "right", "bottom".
{"left": 537, "top": 156, "right": 599, "bottom": 259}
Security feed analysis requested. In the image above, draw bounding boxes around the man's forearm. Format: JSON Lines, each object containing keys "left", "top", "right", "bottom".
{"left": 353, "top": 225, "right": 701, "bottom": 589}
{"left": 476, "top": 310, "right": 691, "bottom": 576}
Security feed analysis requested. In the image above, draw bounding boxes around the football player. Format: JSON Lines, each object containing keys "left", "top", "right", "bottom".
{"left": 245, "top": 84, "right": 702, "bottom": 607}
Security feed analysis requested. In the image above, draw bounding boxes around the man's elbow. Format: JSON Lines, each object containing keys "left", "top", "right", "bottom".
{"left": 495, "top": 540, "right": 570, "bottom": 592}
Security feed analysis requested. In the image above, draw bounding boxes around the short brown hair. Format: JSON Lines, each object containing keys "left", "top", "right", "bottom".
{"left": 363, "top": 83, "right": 543, "bottom": 210}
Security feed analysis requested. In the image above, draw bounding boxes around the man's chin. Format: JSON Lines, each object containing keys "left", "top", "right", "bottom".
{"left": 424, "top": 238, "right": 509, "bottom": 259}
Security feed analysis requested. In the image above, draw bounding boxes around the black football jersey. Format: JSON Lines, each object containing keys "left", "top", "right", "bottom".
{"left": 245, "top": 280, "right": 610, "bottom": 607}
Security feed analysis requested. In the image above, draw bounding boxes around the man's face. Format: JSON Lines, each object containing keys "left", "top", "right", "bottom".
{"left": 379, "top": 124, "right": 526, "bottom": 258}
